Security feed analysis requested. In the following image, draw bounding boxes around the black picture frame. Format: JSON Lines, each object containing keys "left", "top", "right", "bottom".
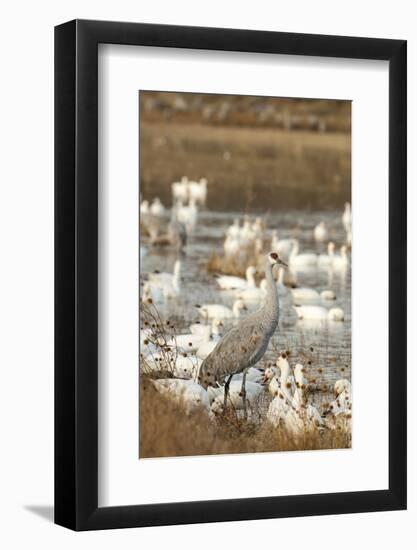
{"left": 55, "top": 19, "right": 407, "bottom": 531}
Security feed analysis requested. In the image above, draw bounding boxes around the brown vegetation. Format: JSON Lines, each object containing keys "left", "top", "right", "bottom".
{"left": 139, "top": 378, "right": 351, "bottom": 458}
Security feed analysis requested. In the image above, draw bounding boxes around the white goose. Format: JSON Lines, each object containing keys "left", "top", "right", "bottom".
{"left": 226, "top": 218, "right": 240, "bottom": 238}
{"left": 188, "top": 178, "right": 207, "bottom": 206}
{"left": 324, "top": 378, "right": 352, "bottom": 432}
{"left": 150, "top": 197, "right": 165, "bottom": 216}
{"left": 318, "top": 242, "right": 335, "bottom": 268}
{"left": 189, "top": 318, "right": 223, "bottom": 336}
{"left": 140, "top": 199, "right": 150, "bottom": 215}
{"left": 290, "top": 286, "right": 320, "bottom": 305}
{"left": 196, "top": 299, "right": 247, "bottom": 321}
{"left": 342, "top": 202, "right": 352, "bottom": 233}
{"left": 320, "top": 289, "right": 336, "bottom": 301}
{"left": 224, "top": 234, "right": 241, "bottom": 257}
{"left": 271, "top": 230, "right": 293, "bottom": 259}
{"left": 332, "top": 245, "right": 349, "bottom": 270}
{"left": 263, "top": 365, "right": 281, "bottom": 397}
{"left": 172, "top": 355, "right": 203, "bottom": 380}
{"left": 236, "top": 279, "right": 268, "bottom": 302}
{"left": 294, "top": 305, "right": 344, "bottom": 321}
{"left": 147, "top": 260, "right": 181, "bottom": 299}
{"left": 169, "top": 324, "right": 211, "bottom": 353}
{"left": 276, "top": 267, "right": 290, "bottom": 297}
{"left": 141, "top": 282, "right": 164, "bottom": 304}
{"left": 208, "top": 380, "right": 263, "bottom": 414}
{"left": 176, "top": 198, "right": 198, "bottom": 230}
{"left": 172, "top": 176, "right": 189, "bottom": 202}
{"left": 314, "top": 222, "right": 328, "bottom": 242}
{"left": 289, "top": 239, "right": 318, "bottom": 270}
{"left": 194, "top": 320, "right": 224, "bottom": 360}
{"left": 151, "top": 379, "right": 209, "bottom": 414}
{"left": 216, "top": 265, "right": 257, "bottom": 290}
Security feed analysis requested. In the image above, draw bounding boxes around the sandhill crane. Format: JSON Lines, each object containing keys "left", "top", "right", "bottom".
{"left": 198, "top": 252, "right": 287, "bottom": 418}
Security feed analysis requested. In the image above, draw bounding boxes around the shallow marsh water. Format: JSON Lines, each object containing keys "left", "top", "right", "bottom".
{"left": 140, "top": 208, "right": 351, "bottom": 412}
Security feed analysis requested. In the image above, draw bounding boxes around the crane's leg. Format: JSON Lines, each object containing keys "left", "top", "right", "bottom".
{"left": 224, "top": 374, "right": 233, "bottom": 411}
{"left": 240, "top": 370, "right": 248, "bottom": 421}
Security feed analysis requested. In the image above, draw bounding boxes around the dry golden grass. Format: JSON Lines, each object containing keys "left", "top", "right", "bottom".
{"left": 139, "top": 378, "right": 351, "bottom": 458}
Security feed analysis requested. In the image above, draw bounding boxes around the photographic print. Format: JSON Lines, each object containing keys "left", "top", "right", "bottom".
{"left": 139, "top": 91, "right": 352, "bottom": 458}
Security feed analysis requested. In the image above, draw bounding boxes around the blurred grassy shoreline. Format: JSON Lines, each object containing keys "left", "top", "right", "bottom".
{"left": 140, "top": 120, "right": 351, "bottom": 211}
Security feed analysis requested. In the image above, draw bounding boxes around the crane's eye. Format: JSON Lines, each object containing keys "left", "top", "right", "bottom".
{"left": 270, "top": 252, "right": 278, "bottom": 260}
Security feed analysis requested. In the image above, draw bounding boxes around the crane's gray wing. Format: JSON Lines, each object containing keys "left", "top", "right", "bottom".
{"left": 203, "top": 315, "right": 265, "bottom": 378}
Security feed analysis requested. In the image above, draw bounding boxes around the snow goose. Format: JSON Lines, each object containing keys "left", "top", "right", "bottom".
{"left": 226, "top": 218, "right": 240, "bottom": 239}
{"left": 276, "top": 267, "right": 290, "bottom": 297}
{"left": 147, "top": 260, "right": 181, "bottom": 287}
{"left": 224, "top": 233, "right": 241, "bottom": 257}
{"left": 196, "top": 299, "right": 247, "bottom": 321}
{"left": 188, "top": 178, "right": 208, "bottom": 205}
{"left": 342, "top": 202, "right": 352, "bottom": 233}
{"left": 208, "top": 380, "right": 263, "bottom": 414}
{"left": 290, "top": 286, "right": 320, "bottom": 305}
{"left": 141, "top": 282, "right": 164, "bottom": 304}
{"left": 332, "top": 245, "right": 349, "bottom": 270}
{"left": 169, "top": 324, "right": 211, "bottom": 353}
{"left": 324, "top": 378, "right": 352, "bottom": 432}
{"left": 236, "top": 278, "right": 268, "bottom": 302}
{"left": 318, "top": 242, "right": 335, "bottom": 268}
{"left": 289, "top": 239, "right": 318, "bottom": 270}
{"left": 176, "top": 198, "right": 198, "bottom": 230}
{"left": 140, "top": 199, "right": 150, "bottom": 215}
{"left": 314, "top": 222, "right": 328, "bottom": 242}
{"left": 216, "top": 265, "right": 257, "bottom": 290}
{"left": 172, "top": 176, "right": 189, "bottom": 202}
{"left": 150, "top": 197, "right": 165, "bottom": 216}
{"left": 263, "top": 365, "right": 280, "bottom": 397}
{"left": 320, "top": 289, "right": 336, "bottom": 301}
{"left": 151, "top": 379, "right": 209, "bottom": 414}
{"left": 195, "top": 320, "right": 224, "bottom": 360}
{"left": 172, "top": 354, "right": 203, "bottom": 380}
{"left": 271, "top": 230, "right": 293, "bottom": 260}
{"left": 147, "top": 260, "right": 181, "bottom": 299}
{"left": 294, "top": 305, "right": 345, "bottom": 321}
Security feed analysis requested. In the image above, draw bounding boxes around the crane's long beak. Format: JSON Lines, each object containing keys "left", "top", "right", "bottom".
{"left": 279, "top": 259, "right": 288, "bottom": 267}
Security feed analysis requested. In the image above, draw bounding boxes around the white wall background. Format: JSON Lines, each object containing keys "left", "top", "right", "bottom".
{"left": 0, "top": 1, "right": 414, "bottom": 548}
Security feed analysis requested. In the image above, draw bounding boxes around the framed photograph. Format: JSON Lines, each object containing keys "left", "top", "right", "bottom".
{"left": 55, "top": 19, "right": 407, "bottom": 530}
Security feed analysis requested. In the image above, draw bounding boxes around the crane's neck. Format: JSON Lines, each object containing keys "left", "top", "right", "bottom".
{"left": 263, "top": 260, "right": 279, "bottom": 332}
